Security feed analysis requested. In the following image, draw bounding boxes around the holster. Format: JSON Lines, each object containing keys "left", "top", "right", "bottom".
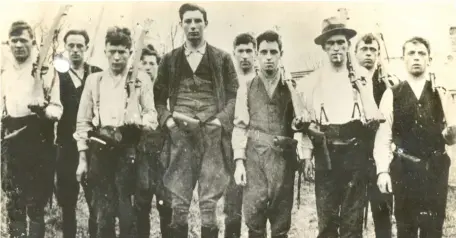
{"left": 273, "top": 135, "right": 298, "bottom": 151}
{"left": 247, "top": 130, "right": 297, "bottom": 165}
{"left": 172, "top": 111, "right": 201, "bottom": 130}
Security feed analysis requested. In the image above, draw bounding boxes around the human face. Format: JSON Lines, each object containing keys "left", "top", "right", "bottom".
{"left": 140, "top": 55, "right": 158, "bottom": 80}
{"left": 234, "top": 43, "right": 255, "bottom": 73}
{"left": 9, "top": 30, "right": 33, "bottom": 63}
{"left": 257, "top": 41, "right": 281, "bottom": 74}
{"left": 180, "top": 10, "right": 207, "bottom": 43}
{"left": 65, "top": 34, "right": 88, "bottom": 65}
{"left": 356, "top": 41, "right": 379, "bottom": 70}
{"left": 403, "top": 41, "right": 430, "bottom": 77}
{"left": 105, "top": 43, "right": 131, "bottom": 74}
{"left": 324, "top": 34, "right": 349, "bottom": 67}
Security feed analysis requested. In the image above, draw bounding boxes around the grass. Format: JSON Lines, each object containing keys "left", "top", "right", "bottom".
{"left": 2, "top": 178, "right": 456, "bottom": 237}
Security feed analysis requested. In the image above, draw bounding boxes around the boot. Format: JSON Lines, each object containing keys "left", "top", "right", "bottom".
{"left": 28, "top": 220, "right": 45, "bottom": 238}
{"left": 8, "top": 221, "right": 27, "bottom": 238}
{"left": 224, "top": 222, "right": 241, "bottom": 238}
{"left": 272, "top": 236, "right": 288, "bottom": 238}
{"left": 159, "top": 206, "right": 173, "bottom": 238}
{"left": 171, "top": 224, "right": 188, "bottom": 238}
{"left": 201, "top": 226, "right": 219, "bottom": 238}
{"left": 248, "top": 230, "right": 266, "bottom": 238}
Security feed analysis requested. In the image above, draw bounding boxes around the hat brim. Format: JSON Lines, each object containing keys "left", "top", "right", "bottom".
{"left": 314, "top": 28, "right": 357, "bottom": 45}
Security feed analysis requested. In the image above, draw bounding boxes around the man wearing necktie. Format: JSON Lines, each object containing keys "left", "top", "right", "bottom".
{"left": 154, "top": 3, "right": 238, "bottom": 237}
{"left": 55, "top": 29, "right": 102, "bottom": 238}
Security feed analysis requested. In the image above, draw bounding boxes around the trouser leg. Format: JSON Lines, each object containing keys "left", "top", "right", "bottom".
{"left": 315, "top": 170, "right": 341, "bottom": 238}
{"left": 117, "top": 147, "right": 136, "bottom": 238}
{"left": 369, "top": 182, "right": 393, "bottom": 238}
{"left": 5, "top": 187, "right": 27, "bottom": 238}
{"left": 338, "top": 170, "right": 368, "bottom": 238}
{"left": 223, "top": 178, "right": 243, "bottom": 238}
{"left": 135, "top": 187, "right": 153, "bottom": 238}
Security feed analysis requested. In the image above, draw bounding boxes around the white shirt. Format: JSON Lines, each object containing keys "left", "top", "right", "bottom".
{"left": 373, "top": 74, "right": 429, "bottom": 174}
{"left": 69, "top": 67, "right": 84, "bottom": 88}
{"left": 1, "top": 57, "right": 62, "bottom": 119}
{"left": 184, "top": 42, "right": 207, "bottom": 72}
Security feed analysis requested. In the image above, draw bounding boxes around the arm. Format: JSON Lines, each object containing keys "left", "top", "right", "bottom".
{"left": 216, "top": 53, "right": 239, "bottom": 131}
{"left": 138, "top": 72, "right": 158, "bottom": 130}
{"left": 73, "top": 75, "right": 96, "bottom": 152}
{"left": 232, "top": 79, "right": 249, "bottom": 160}
{"left": 373, "top": 88, "right": 394, "bottom": 174}
{"left": 153, "top": 54, "right": 172, "bottom": 128}
{"left": 44, "top": 70, "right": 63, "bottom": 120}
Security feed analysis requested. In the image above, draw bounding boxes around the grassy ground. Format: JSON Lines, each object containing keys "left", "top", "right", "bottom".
{"left": 2, "top": 179, "right": 456, "bottom": 237}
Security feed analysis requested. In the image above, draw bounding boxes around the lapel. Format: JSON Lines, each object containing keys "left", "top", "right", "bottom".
{"left": 206, "top": 44, "right": 223, "bottom": 106}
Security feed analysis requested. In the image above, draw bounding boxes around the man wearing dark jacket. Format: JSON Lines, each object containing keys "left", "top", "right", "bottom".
{"left": 55, "top": 29, "right": 101, "bottom": 238}
{"left": 154, "top": 3, "right": 238, "bottom": 237}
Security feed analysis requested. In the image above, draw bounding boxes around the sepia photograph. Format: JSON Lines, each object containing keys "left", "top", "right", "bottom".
{"left": 1, "top": 1, "right": 456, "bottom": 237}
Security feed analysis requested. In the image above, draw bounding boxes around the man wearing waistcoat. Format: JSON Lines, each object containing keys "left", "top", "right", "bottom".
{"left": 1, "top": 21, "right": 62, "bottom": 238}
{"left": 55, "top": 29, "right": 102, "bottom": 238}
{"left": 153, "top": 3, "right": 238, "bottom": 237}
{"left": 74, "top": 27, "right": 158, "bottom": 238}
{"left": 135, "top": 44, "right": 172, "bottom": 238}
{"left": 298, "top": 17, "right": 374, "bottom": 238}
{"left": 375, "top": 37, "right": 451, "bottom": 238}
{"left": 233, "top": 30, "right": 299, "bottom": 238}
{"left": 223, "top": 33, "right": 257, "bottom": 238}
{"left": 355, "top": 33, "right": 395, "bottom": 238}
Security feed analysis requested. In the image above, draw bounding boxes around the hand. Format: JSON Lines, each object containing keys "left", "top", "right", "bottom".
{"left": 234, "top": 160, "right": 247, "bottom": 186}
{"left": 292, "top": 115, "right": 310, "bottom": 130}
{"left": 377, "top": 172, "right": 393, "bottom": 194}
{"left": 31, "top": 63, "right": 49, "bottom": 78}
{"left": 166, "top": 118, "right": 177, "bottom": 130}
{"left": 76, "top": 152, "right": 88, "bottom": 183}
{"left": 300, "top": 158, "right": 314, "bottom": 182}
{"left": 208, "top": 118, "right": 222, "bottom": 127}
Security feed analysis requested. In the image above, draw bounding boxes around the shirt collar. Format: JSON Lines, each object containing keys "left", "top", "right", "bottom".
{"left": 184, "top": 41, "right": 207, "bottom": 57}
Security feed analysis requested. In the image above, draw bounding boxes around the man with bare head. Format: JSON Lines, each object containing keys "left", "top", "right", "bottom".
{"left": 1, "top": 20, "right": 62, "bottom": 238}
{"left": 154, "top": 3, "right": 239, "bottom": 237}
{"left": 375, "top": 37, "right": 451, "bottom": 238}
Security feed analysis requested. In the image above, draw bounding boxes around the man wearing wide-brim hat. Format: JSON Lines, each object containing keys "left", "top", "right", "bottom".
{"left": 297, "top": 16, "right": 374, "bottom": 238}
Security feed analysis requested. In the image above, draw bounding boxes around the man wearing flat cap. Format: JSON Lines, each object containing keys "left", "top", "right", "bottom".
{"left": 297, "top": 16, "right": 375, "bottom": 238}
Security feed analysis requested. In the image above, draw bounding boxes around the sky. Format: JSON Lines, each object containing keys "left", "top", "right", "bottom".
{"left": 1, "top": 1, "right": 455, "bottom": 75}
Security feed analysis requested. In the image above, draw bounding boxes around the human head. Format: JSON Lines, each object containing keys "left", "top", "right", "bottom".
{"left": 402, "top": 36, "right": 431, "bottom": 77}
{"left": 256, "top": 30, "right": 283, "bottom": 75}
{"left": 139, "top": 44, "right": 161, "bottom": 80}
{"left": 233, "top": 33, "right": 256, "bottom": 73}
{"left": 179, "top": 3, "right": 208, "bottom": 45}
{"left": 104, "top": 27, "right": 132, "bottom": 74}
{"left": 8, "top": 21, "right": 35, "bottom": 63}
{"left": 355, "top": 33, "right": 380, "bottom": 70}
{"left": 63, "top": 29, "right": 90, "bottom": 66}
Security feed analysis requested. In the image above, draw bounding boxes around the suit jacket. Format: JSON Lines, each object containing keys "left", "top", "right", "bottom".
{"left": 154, "top": 44, "right": 239, "bottom": 168}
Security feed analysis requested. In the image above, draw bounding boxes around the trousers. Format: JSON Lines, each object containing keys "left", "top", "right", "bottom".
{"left": 135, "top": 129, "right": 172, "bottom": 238}
{"left": 88, "top": 141, "right": 136, "bottom": 238}
{"left": 391, "top": 153, "right": 450, "bottom": 238}
{"left": 55, "top": 142, "right": 96, "bottom": 238}
{"left": 223, "top": 177, "right": 243, "bottom": 238}
{"left": 243, "top": 136, "right": 295, "bottom": 237}
{"left": 1, "top": 116, "right": 56, "bottom": 238}
{"left": 163, "top": 123, "right": 229, "bottom": 228}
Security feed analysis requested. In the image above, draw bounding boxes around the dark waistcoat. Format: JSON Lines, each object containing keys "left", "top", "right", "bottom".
{"left": 247, "top": 76, "right": 294, "bottom": 138}
{"left": 57, "top": 64, "right": 102, "bottom": 144}
{"left": 392, "top": 81, "right": 445, "bottom": 157}
{"left": 174, "top": 51, "right": 217, "bottom": 122}
{"left": 372, "top": 69, "right": 387, "bottom": 107}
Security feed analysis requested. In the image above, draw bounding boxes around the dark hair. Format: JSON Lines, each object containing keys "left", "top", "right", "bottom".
{"left": 105, "top": 26, "right": 132, "bottom": 49}
{"left": 233, "top": 33, "right": 256, "bottom": 49}
{"left": 140, "top": 44, "right": 161, "bottom": 64}
{"left": 355, "top": 33, "right": 380, "bottom": 53}
{"left": 8, "top": 21, "right": 34, "bottom": 39}
{"left": 63, "top": 29, "right": 90, "bottom": 45}
{"left": 402, "top": 36, "right": 431, "bottom": 56}
{"left": 256, "top": 30, "right": 282, "bottom": 51}
{"left": 179, "top": 3, "right": 208, "bottom": 23}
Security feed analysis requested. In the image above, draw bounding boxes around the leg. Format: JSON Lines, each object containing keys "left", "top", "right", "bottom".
{"left": 116, "top": 147, "right": 137, "bottom": 238}
{"left": 339, "top": 170, "right": 368, "bottom": 238}
{"left": 55, "top": 144, "right": 80, "bottom": 238}
{"left": 368, "top": 161, "right": 392, "bottom": 238}
{"left": 81, "top": 178, "right": 97, "bottom": 238}
{"left": 314, "top": 170, "right": 342, "bottom": 238}
{"left": 392, "top": 170, "right": 419, "bottom": 238}
{"left": 223, "top": 178, "right": 243, "bottom": 238}
{"left": 242, "top": 141, "right": 268, "bottom": 238}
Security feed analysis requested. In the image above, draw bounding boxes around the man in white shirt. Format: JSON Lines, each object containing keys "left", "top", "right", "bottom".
{"left": 298, "top": 16, "right": 375, "bottom": 238}
{"left": 223, "top": 32, "right": 256, "bottom": 238}
{"left": 1, "top": 20, "right": 62, "bottom": 238}
{"left": 375, "top": 37, "right": 450, "bottom": 238}
{"left": 74, "top": 27, "right": 158, "bottom": 238}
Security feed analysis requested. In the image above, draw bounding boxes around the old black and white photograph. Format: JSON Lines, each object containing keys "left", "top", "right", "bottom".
{"left": 1, "top": 1, "right": 456, "bottom": 237}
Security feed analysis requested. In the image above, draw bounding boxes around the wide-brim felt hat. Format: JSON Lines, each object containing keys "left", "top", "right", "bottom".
{"left": 314, "top": 16, "right": 357, "bottom": 45}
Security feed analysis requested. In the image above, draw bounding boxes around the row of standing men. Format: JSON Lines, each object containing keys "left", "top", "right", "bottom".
{"left": 1, "top": 3, "right": 453, "bottom": 238}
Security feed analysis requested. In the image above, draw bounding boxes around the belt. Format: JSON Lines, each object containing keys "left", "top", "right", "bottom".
{"left": 247, "top": 129, "right": 297, "bottom": 150}
{"left": 395, "top": 147, "right": 447, "bottom": 162}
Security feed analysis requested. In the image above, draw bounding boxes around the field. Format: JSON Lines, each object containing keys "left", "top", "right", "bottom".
{"left": 2, "top": 178, "right": 456, "bottom": 238}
